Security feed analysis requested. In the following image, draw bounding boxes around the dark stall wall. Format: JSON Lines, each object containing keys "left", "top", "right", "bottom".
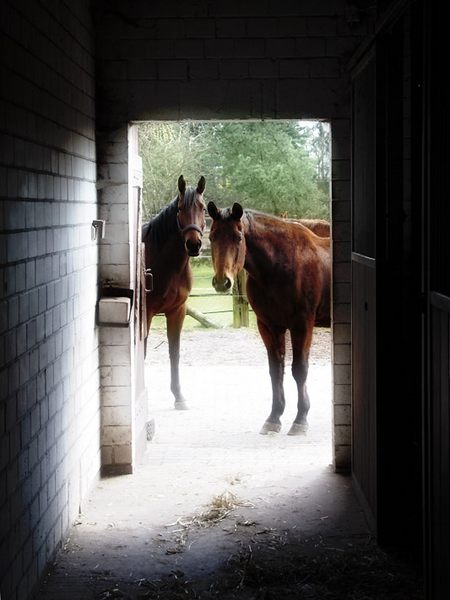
{"left": 375, "top": 8, "right": 423, "bottom": 553}
{"left": 351, "top": 0, "right": 424, "bottom": 561}
{"left": 0, "top": 2, "right": 100, "bottom": 598}
{"left": 424, "top": 4, "right": 450, "bottom": 598}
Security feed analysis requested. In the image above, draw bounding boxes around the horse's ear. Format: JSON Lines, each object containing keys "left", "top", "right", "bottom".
{"left": 231, "top": 203, "right": 244, "bottom": 221}
{"left": 197, "top": 176, "right": 206, "bottom": 195}
{"left": 208, "top": 201, "right": 220, "bottom": 221}
{"left": 178, "top": 175, "right": 186, "bottom": 196}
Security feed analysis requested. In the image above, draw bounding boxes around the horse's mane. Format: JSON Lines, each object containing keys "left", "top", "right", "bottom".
{"left": 142, "top": 187, "right": 197, "bottom": 249}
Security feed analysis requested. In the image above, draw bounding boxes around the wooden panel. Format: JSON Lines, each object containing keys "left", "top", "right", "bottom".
{"left": 351, "top": 48, "right": 377, "bottom": 526}
{"left": 352, "top": 54, "right": 376, "bottom": 258}
{"left": 425, "top": 1, "right": 450, "bottom": 595}
{"left": 352, "top": 7, "right": 423, "bottom": 553}
{"left": 374, "top": 9, "right": 423, "bottom": 553}
{"left": 129, "top": 129, "right": 148, "bottom": 460}
{"left": 428, "top": 298, "right": 450, "bottom": 598}
{"left": 352, "top": 259, "right": 377, "bottom": 523}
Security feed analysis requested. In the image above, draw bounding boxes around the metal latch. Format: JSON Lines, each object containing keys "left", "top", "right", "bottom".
{"left": 91, "top": 219, "right": 106, "bottom": 240}
{"left": 145, "top": 268, "right": 153, "bottom": 293}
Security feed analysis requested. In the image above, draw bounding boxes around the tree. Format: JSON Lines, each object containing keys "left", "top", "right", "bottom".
{"left": 139, "top": 121, "right": 330, "bottom": 220}
{"left": 298, "top": 121, "right": 331, "bottom": 202}
{"left": 205, "top": 122, "right": 329, "bottom": 217}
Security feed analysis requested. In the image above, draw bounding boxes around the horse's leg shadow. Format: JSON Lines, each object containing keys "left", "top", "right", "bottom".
{"left": 166, "top": 305, "right": 189, "bottom": 410}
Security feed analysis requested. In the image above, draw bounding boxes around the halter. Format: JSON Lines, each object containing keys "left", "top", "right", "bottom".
{"left": 177, "top": 212, "right": 205, "bottom": 236}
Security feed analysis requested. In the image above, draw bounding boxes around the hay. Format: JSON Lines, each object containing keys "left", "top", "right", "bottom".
{"left": 223, "top": 541, "right": 424, "bottom": 600}
{"left": 118, "top": 541, "right": 423, "bottom": 600}
{"left": 196, "top": 490, "right": 247, "bottom": 525}
{"left": 164, "top": 490, "right": 252, "bottom": 555}
{"left": 150, "top": 493, "right": 424, "bottom": 599}
{"left": 154, "top": 521, "right": 423, "bottom": 600}
{"left": 166, "top": 490, "right": 252, "bottom": 531}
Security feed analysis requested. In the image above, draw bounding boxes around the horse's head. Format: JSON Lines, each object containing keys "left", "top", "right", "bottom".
{"left": 177, "top": 175, "right": 207, "bottom": 257}
{"left": 208, "top": 201, "right": 246, "bottom": 293}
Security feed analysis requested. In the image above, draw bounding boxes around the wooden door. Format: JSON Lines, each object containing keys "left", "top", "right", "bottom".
{"left": 424, "top": 4, "right": 450, "bottom": 597}
{"left": 129, "top": 126, "right": 148, "bottom": 457}
{"left": 351, "top": 4, "right": 423, "bottom": 556}
{"left": 351, "top": 50, "right": 378, "bottom": 527}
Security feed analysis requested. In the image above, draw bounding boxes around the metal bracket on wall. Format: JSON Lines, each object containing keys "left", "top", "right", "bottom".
{"left": 91, "top": 219, "right": 106, "bottom": 241}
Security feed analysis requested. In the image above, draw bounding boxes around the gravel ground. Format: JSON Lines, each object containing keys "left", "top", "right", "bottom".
{"left": 145, "top": 326, "right": 331, "bottom": 367}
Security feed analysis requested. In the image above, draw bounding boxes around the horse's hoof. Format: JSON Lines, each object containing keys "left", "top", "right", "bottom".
{"left": 174, "top": 400, "right": 189, "bottom": 411}
{"left": 260, "top": 421, "right": 282, "bottom": 435}
{"left": 287, "top": 422, "right": 308, "bottom": 436}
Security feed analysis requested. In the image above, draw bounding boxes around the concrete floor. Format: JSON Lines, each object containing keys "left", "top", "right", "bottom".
{"left": 35, "top": 328, "right": 387, "bottom": 599}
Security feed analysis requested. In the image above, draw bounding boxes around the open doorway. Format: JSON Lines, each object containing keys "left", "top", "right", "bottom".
{"left": 137, "top": 118, "right": 339, "bottom": 572}
{"left": 140, "top": 119, "right": 332, "bottom": 461}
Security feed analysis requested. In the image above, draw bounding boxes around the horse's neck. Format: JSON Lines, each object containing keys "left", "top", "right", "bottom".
{"left": 148, "top": 233, "right": 189, "bottom": 275}
{"left": 242, "top": 214, "right": 278, "bottom": 278}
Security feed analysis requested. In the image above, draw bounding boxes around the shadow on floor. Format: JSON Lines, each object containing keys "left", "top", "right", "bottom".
{"left": 34, "top": 466, "right": 423, "bottom": 600}
{"left": 34, "top": 332, "right": 423, "bottom": 599}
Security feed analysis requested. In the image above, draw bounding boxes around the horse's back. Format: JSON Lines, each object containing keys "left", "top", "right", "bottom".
{"left": 270, "top": 218, "right": 331, "bottom": 326}
{"left": 290, "top": 218, "right": 330, "bottom": 238}
{"left": 243, "top": 220, "right": 329, "bottom": 328}
{"left": 311, "top": 234, "right": 331, "bottom": 326}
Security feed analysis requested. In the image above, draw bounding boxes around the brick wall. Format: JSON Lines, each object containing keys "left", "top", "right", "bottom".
{"left": 97, "top": 124, "right": 148, "bottom": 475}
{"left": 0, "top": 1, "right": 99, "bottom": 598}
{"left": 95, "top": 0, "right": 373, "bottom": 126}
{"left": 95, "top": 0, "right": 375, "bottom": 471}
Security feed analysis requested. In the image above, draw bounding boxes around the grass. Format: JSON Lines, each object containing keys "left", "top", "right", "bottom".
{"left": 151, "top": 258, "right": 256, "bottom": 331}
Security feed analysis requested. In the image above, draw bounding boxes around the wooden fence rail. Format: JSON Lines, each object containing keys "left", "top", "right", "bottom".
{"left": 232, "top": 270, "right": 249, "bottom": 327}
{"left": 186, "top": 269, "right": 250, "bottom": 328}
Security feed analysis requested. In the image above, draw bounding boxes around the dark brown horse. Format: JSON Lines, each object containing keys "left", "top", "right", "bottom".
{"left": 208, "top": 202, "right": 331, "bottom": 435}
{"left": 142, "top": 175, "right": 207, "bottom": 410}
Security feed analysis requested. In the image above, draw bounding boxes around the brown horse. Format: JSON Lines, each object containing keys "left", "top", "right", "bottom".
{"left": 208, "top": 202, "right": 331, "bottom": 435}
{"left": 290, "top": 218, "right": 330, "bottom": 238}
{"left": 142, "top": 175, "right": 207, "bottom": 410}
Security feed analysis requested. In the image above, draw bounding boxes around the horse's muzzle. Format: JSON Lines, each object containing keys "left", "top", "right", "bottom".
{"left": 212, "top": 275, "right": 233, "bottom": 293}
{"left": 186, "top": 239, "right": 202, "bottom": 256}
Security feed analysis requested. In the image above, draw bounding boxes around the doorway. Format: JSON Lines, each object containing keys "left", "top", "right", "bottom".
{"left": 139, "top": 118, "right": 333, "bottom": 461}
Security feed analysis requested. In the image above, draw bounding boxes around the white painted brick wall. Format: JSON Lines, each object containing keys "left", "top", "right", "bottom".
{"left": 0, "top": 1, "right": 99, "bottom": 599}
{"left": 96, "top": 123, "right": 149, "bottom": 477}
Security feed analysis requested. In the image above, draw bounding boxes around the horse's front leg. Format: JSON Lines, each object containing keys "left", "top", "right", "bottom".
{"left": 288, "top": 322, "right": 314, "bottom": 436}
{"left": 257, "top": 319, "right": 286, "bottom": 434}
{"left": 166, "top": 304, "right": 188, "bottom": 410}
